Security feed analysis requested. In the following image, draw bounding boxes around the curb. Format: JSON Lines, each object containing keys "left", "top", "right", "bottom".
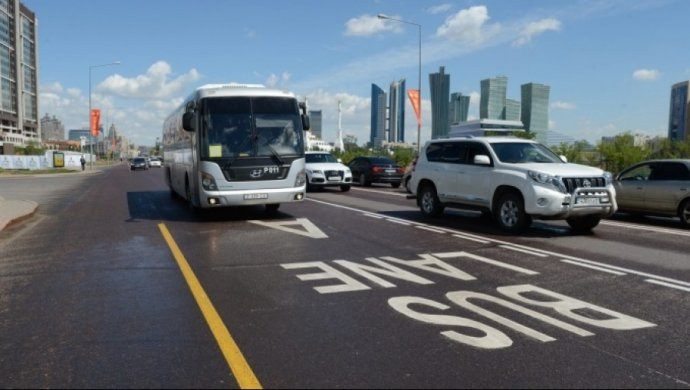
{"left": 0, "top": 199, "right": 39, "bottom": 231}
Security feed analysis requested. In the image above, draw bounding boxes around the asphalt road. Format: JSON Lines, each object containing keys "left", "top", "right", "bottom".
{"left": 0, "top": 165, "right": 688, "bottom": 388}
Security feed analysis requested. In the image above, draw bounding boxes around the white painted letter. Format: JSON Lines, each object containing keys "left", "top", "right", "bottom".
{"left": 333, "top": 258, "right": 434, "bottom": 288}
{"left": 388, "top": 295, "right": 513, "bottom": 349}
{"left": 446, "top": 291, "right": 594, "bottom": 343}
{"left": 379, "top": 254, "right": 476, "bottom": 281}
{"left": 497, "top": 284, "right": 656, "bottom": 330}
{"left": 281, "top": 261, "right": 370, "bottom": 294}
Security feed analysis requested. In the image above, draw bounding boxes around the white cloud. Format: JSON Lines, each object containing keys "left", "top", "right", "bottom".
{"left": 265, "top": 71, "right": 292, "bottom": 88}
{"left": 435, "top": 6, "right": 501, "bottom": 46}
{"left": 98, "top": 60, "right": 202, "bottom": 99}
{"left": 512, "top": 18, "right": 561, "bottom": 47}
{"left": 632, "top": 69, "right": 660, "bottom": 81}
{"left": 344, "top": 14, "right": 402, "bottom": 36}
{"left": 41, "top": 82, "right": 63, "bottom": 94}
{"left": 549, "top": 120, "right": 556, "bottom": 130}
{"left": 428, "top": 3, "right": 452, "bottom": 14}
{"left": 551, "top": 101, "right": 576, "bottom": 110}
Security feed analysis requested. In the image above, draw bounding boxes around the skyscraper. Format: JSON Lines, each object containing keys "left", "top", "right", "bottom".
{"left": 388, "top": 78, "right": 406, "bottom": 143}
{"left": 0, "top": 1, "right": 39, "bottom": 146}
{"left": 429, "top": 66, "right": 450, "bottom": 139}
{"left": 521, "top": 83, "right": 550, "bottom": 142}
{"left": 308, "top": 110, "right": 322, "bottom": 139}
{"left": 480, "top": 76, "right": 508, "bottom": 120}
{"left": 370, "top": 84, "right": 387, "bottom": 147}
{"left": 449, "top": 93, "right": 470, "bottom": 124}
{"left": 40, "top": 114, "right": 65, "bottom": 141}
{"left": 505, "top": 99, "right": 521, "bottom": 121}
{"left": 669, "top": 81, "right": 690, "bottom": 141}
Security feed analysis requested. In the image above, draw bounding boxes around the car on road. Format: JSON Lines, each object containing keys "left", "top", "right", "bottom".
{"left": 409, "top": 136, "right": 617, "bottom": 233}
{"left": 130, "top": 157, "right": 148, "bottom": 171}
{"left": 348, "top": 156, "right": 404, "bottom": 188}
{"left": 149, "top": 157, "right": 162, "bottom": 168}
{"left": 613, "top": 159, "right": 690, "bottom": 227}
{"left": 305, "top": 151, "right": 353, "bottom": 191}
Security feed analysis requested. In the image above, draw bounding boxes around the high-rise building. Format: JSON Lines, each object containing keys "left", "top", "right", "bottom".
{"left": 449, "top": 93, "right": 470, "bottom": 124}
{"left": 40, "top": 114, "right": 65, "bottom": 141}
{"left": 521, "top": 82, "right": 550, "bottom": 142}
{"left": 370, "top": 84, "right": 387, "bottom": 147}
{"left": 308, "top": 110, "right": 322, "bottom": 139}
{"left": 505, "top": 99, "right": 521, "bottom": 121}
{"left": 480, "top": 76, "right": 508, "bottom": 120}
{"left": 388, "top": 78, "right": 405, "bottom": 143}
{"left": 668, "top": 81, "right": 690, "bottom": 141}
{"left": 429, "top": 66, "right": 450, "bottom": 139}
{"left": 0, "top": 1, "right": 39, "bottom": 146}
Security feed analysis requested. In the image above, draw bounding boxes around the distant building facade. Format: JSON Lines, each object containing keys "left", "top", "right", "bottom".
{"left": 429, "top": 66, "right": 450, "bottom": 139}
{"left": 480, "top": 76, "right": 508, "bottom": 120}
{"left": 308, "top": 110, "right": 322, "bottom": 139}
{"left": 40, "top": 114, "right": 65, "bottom": 141}
{"left": 449, "top": 92, "right": 470, "bottom": 124}
{"left": 388, "top": 78, "right": 405, "bottom": 143}
{"left": 505, "top": 98, "right": 521, "bottom": 121}
{"left": 0, "top": 1, "right": 39, "bottom": 146}
{"left": 370, "top": 84, "right": 387, "bottom": 147}
{"left": 668, "top": 80, "right": 690, "bottom": 141}
{"left": 521, "top": 82, "right": 550, "bottom": 142}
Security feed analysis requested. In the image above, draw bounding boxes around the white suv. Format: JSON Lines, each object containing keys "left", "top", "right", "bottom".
{"left": 409, "top": 137, "right": 617, "bottom": 232}
{"left": 305, "top": 151, "right": 353, "bottom": 192}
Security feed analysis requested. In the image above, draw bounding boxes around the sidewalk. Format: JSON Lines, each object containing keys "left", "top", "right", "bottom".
{"left": 0, "top": 195, "right": 38, "bottom": 231}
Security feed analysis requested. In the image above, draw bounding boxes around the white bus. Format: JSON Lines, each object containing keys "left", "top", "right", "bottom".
{"left": 162, "top": 83, "right": 309, "bottom": 211}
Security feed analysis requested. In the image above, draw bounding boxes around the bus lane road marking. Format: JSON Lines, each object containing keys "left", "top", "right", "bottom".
{"left": 158, "top": 223, "right": 262, "bottom": 389}
{"left": 306, "top": 197, "right": 690, "bottom": 293}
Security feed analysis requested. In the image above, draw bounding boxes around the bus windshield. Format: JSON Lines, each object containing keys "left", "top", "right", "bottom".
{"left": 200, "top": 96, "right": 304, "bottom": 160}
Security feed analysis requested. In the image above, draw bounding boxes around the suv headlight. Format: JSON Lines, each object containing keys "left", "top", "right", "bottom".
{"left": 603, "top": 171, "right": 613, "bottom": 186}
{"left": 528, "top": 170, "right": 567, "bottom": 193}
{"left": 306, "top": 169, "right": 323, "bottom": 175}
{"left": 201, "top": 171, "right": 218, "bottom": 191}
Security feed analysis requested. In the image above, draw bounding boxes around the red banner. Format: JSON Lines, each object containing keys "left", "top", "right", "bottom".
{"left": 407, "top": 89, "right": 421, "bottom": 126}
{"left": 90, "top": 109, "right": 101, "bottom": 137}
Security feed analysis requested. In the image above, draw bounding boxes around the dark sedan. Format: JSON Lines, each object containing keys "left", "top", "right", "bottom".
{"left": 347, "top": 156, "right": 404, "bottom": 188}
{"left": 130, "top": 157, "right": 148, "bottom": 171}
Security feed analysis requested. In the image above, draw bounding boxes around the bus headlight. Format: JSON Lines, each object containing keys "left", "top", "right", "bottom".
{"left": 201, "top": 171, "right": 218, "bottom": 191}
{"left": 295, "top": 169, "right": 306, "bottom": 187}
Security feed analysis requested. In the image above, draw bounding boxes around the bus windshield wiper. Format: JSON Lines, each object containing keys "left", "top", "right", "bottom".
{"left": 264, "top": 143, "right": 285, "bottom": 166}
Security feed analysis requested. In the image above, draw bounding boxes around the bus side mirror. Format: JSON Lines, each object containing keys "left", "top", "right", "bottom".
{"left": 182, "top": 112, "right": 196, "bottom": 132}
{"left": 301, "top": 114, "right": 310, "bottom": 131}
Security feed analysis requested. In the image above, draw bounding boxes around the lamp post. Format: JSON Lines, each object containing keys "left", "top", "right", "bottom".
{"left": 89, "top": 61, "right": 121, "bottom": 170}
{"left": 377, "top": 14, "right": 421, "bottom": 154}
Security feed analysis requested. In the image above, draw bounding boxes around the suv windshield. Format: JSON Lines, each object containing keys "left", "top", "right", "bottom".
{"left": 200, "top": 97, "right": 304, "bottom": 160}
{"left": 306, "top": 154, "right": 338, "bottom": 163}
{"left": 490, "top": 142, "right": 562, "bottom": 164}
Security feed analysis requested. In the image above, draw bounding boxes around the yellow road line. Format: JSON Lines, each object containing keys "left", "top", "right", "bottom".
{"left": 158, "top": 223, "right": 262, "bottom": 389}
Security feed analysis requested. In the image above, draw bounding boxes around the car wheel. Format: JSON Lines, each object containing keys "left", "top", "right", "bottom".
{"left": 391, "top": 182, "right": 401, "bottom": 188}
{"left": 566, "top": 215, "right": 601, "bottom": 233}
{"left": 419, "top": 184, "right": 444, "bottom": 217}
{"left": 340, "top": 185, "right": 351, "bottom": 192}
{"left": 679, "top": 199, "right": 690, "bottom": 227}
{"left": 493, "top": 192, "right": 531, "bottom": 232}
{"left": 359, "top": 173, "right": 370, "bottom": 187}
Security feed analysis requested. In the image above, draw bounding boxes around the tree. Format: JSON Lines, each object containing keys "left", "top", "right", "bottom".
{"left": 551, "top": 140, "right": 590, "bottom": 164}
{"left": 596, "top": 132, "right": 649, "bottom": 173}
{"left": 647, "top": 138, "right": 690, "bottom": 159}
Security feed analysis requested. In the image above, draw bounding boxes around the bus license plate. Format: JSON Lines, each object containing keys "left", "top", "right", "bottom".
{"left": 244, "top": 193, "right": 268, "bottom": 200}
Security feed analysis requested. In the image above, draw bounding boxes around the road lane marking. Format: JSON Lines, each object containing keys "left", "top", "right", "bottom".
{"left": 560, "top": 259, "right": 627, "bottom": 276}
{"left": 350, "top": 186, "right": 409, "bottom": 197}
{"left": 158, "top": 223, "right": 262, "bottom": 389}
{"left": 416, "top": 225, "right": 446, "bottom": 234}
{"left": 386, "top": 218, "right": 411, "bottom": 226}
{"left": 499, "top": 245, "right": 549, "bottom": 258}
{"left": 249, "top": 218, "right": 328, "bottom": 239}
{"left": 306, "top": 198, "right": 690, "bottom": 292}
{"left": 434, "top": 251, "right": 539, "bottom": 275}
{"left": 644, "top": 279, "right": 690, "bottom": 292}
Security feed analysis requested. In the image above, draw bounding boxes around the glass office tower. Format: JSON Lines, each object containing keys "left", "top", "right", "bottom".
{"left": 669, "top": 81, "right": 690, "bottom": 141}
{"left": 521, "top": 82, "right": 550, "bottom": 142}
{"left": 449, "top": 92, "right": 470, "bottom": 124}
{"left": 370, "top": 84, "right": 387, "bottom": 147}
{"left": 388, "top": 78, "right": 406, "bottom": 143}
{"left": 429, "top": 66, "right": 450, "bottom": 139}
{"left": 505, "top": 98, "right": 521, "bottom": 121}
{"left": 480, "top": 76, "right": 508, "bottom": 120}
{"left": 308, "top": 110, "right": 322, "bottom": 139}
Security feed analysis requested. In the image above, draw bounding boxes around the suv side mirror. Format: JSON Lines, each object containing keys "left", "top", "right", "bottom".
{"left": 474, "top": 155, "right": 491, "bottom": 165}
{"left": 182, "top": 112, "right": 196, "bottom": 132}
{"left": 559, "top": 155, "right": 568, "bottom": 163}
{"left": 337, "top": 158, "right": 343, "bottom": 163}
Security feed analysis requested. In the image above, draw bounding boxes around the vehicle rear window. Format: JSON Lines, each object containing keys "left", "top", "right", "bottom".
{"left": 368, "top": 157, "right": 396, "bottom": 165}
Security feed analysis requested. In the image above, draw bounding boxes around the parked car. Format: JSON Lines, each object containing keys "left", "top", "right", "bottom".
{"left": 613, "top": 159, "right": 690, "bottom": 227}
{"left": 348, "top": 156, "right": 404, "bottom": 188}
{"left": 305, "top": 151, "right": 353, "bottom": 191}
{"left": 130, "top": 157, "right": 148, "bottom": 171}
{"left": 149, "top": 157, "right": 162, "bottom": 168}
{"left": 409, "top": 137, "right": 617, "bottom": 233}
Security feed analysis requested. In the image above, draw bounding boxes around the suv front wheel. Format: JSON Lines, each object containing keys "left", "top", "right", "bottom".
{"left": 419, "top": 184, "right": 444, "bottom": 217}
{"left": 494, "top": 192, "right": 531, "bottom": 232}
{"left": 566, "top": 215, "right": 601, "bottom": 233}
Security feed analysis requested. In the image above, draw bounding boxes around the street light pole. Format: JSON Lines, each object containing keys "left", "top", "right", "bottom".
{"left": 377, "top": 14, "right": 422, "bottom": 154}
{"left": 89, "top": 61, "right": 121, "bottom": 170}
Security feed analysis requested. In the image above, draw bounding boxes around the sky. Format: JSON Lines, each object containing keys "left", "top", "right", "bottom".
{"left": 26, "top": 0, "right": 690, "bottom": 147}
